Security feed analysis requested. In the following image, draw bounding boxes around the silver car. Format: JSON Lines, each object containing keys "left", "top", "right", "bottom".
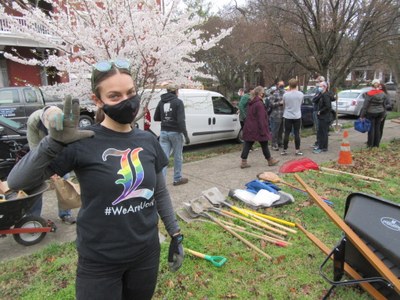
{"left": 336, "top": 88, "right": 372, "bottom": 116}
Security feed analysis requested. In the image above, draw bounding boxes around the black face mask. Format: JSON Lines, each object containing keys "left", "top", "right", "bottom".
{"left": 103, "top": 95, "right": 140, "bottom": 124}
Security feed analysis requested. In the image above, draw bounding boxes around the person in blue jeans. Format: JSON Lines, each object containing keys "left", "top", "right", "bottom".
{"left": 26, "top": 107, "right": 76, "bottom": 224}
{"left": 154, "top": 82, "right": 190, "bottom": 186}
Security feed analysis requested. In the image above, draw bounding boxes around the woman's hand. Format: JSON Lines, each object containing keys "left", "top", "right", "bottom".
{"left": 49, "top": 96, "right": 95, "bottom": 144}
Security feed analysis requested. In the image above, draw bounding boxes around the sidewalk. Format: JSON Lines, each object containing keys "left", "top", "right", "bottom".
{"left": 1, "top": 120, "right": 399, "bottom": 262}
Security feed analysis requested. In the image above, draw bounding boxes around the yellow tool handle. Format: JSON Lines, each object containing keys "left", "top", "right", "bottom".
{"left": 242, "top": 208, "right": 296, "bottom": 227}
{"left": 220, "top": 209, "right": 287, "bottom": 237}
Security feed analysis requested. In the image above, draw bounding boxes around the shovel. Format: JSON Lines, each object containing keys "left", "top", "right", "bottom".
{"left": 202, "top": 187, "right": 293, "bottom": 235}
{"left": 187, "top": 198, "right": 272, "bottom": 260}
{"left": 186, "top": 248, "right": 227, "bottom": 267}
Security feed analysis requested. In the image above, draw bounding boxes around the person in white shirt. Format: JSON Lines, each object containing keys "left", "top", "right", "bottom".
{"left": 281, "top": 78, "right": 304, "bottom": 156}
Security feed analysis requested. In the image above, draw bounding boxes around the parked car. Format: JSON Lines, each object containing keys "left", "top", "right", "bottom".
{"left": 137, "top": 89, "right": 242, "bottom": 146}
{"left": 385, "top": 82, "right": 396, "bottom": 110}
{"left": 337, "top": 87, "right": 391, "bottom": 116}
{"left": 0, "top": 116, "right": 28, "bottom": 180}
{"left": 0, "top": 87, "right": 96, "bottom": 128}
{"left": 301, "top": 95, "right": 315, "bottom": 127}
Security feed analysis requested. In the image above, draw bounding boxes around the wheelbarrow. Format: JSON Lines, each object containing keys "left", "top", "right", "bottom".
{"left": 0, "top": 182, "right": 57, "bottom": 246}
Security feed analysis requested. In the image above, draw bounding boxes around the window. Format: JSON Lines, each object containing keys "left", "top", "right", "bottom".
{"left": 24, "top": 88, "right": 38, "bottom": 103}
{"left": 0, "top": 89, "right": 18, "bottom": 104}
{"left": 212, "top": 97, "right": 234, "bottom": 114}
{"left": 303, "top": 97, "right": 313, "bottom": 106}
{"left": 338, "top": 92, "right": 361, "bottom": 99}
{"left": 0, "top": 59, "right": 9, "bottom": 87}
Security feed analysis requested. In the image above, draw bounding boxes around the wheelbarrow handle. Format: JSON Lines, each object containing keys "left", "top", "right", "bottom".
{"left": 186, "top": 248, "right": 227, "bottom": 267}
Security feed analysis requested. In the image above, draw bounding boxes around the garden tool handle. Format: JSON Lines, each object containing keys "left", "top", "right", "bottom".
{"left": 221, "top": 209, "right": 287, "bottom": 237}
{"left": 226, "top": 225, "right": 289, "bottom": 247}
{"left": 204, "top": 212, "right": 272, "bottom": 260}
{"left": 295, "top": 174, "right": 400, "bottom": 294}
{"left": 296, "top": 223, "right": 387, "bottom": 300}
{"left": 234, "top": 207, "right": 297, "bottom": 234}
{"left": 186, "top": 248, "right": 205, "bottom": 259}
{"left": 249, "top": 215, "right": 297, "bottom": 234}
{"left": 319, "top": 167, "right": 381, "bottom": 182}
{"left": 185, "top": 248, "right": 227, "bottom": 267}
{"left": 242, "top": 209, "right": 296, "bottom": 227}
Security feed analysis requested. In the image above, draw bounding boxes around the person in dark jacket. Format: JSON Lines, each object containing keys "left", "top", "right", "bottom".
{"left": 360, "top": 79, "right": 387, "bottom": 148}
{"left": 379, "top": 83, "right": 390, "bottom": 143}
{"left": 240, "top": 86, "right": 279, "bottom": 168}
{"left": 313, "top": 81, "right": 332, "bottom": 153}
{"left": 154, "top": 82, "right": 190, "bottom": 186}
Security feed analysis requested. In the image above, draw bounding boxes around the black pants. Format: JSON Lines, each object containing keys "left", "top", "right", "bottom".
{"left": 76, "top": 245, "right": 160, "bottom": 300}
{"left": 283, "top": 118, "right": 301, "bottom": 150}
{"left": 317, "top": 118, "right": 330, "bottom": 150}
{"left": 241, "top": 141, "right": 271, "bottom": 160}
{"left": 366, "top": 112, "right": 385, "bottom": 147}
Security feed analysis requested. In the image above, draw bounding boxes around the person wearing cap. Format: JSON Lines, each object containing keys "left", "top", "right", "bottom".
{"left": 311, "top": 75, "right": 327, "bottom": 149}
{"left": 313, "top": 81, "right": 332, "bottom": 153}
{"left": 154, "top": 82, "right": 190, "bottom": 186}
{"left": 26, "top": 106, "right": 76, "bottom": 224}
{"left": 360, "top": 79, "right": 387, "bottom": 148}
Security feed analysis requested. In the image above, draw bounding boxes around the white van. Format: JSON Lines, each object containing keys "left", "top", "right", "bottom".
{"left": 138, "top": 89, "right": 242, "bottom": 146}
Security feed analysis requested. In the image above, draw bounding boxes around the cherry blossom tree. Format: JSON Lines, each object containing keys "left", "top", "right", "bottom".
{"left": 1, "top": 0, "right": 231, "bottom": 101}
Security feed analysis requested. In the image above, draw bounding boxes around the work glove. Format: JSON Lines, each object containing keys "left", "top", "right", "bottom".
{"left": 49, "top": 96, "right": 95, "bottom": 144}
{"left": 42, "top": 106, "right": 64, "bottom": 131}
{"left": 168, "top": 233, "right": 184, "bottom": 272}
{"left": 184, "top": 136, "right": 190, "bottom": 145}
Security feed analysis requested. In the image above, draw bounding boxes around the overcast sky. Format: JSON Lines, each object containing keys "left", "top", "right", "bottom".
{"left": 209, "top": 0, "right": 247, "bottom": 13}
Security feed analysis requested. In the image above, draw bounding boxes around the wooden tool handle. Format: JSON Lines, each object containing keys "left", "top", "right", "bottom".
{"left": 296, "top": 223, "right": 387, "bottom": 300}
{"left": 206, "top": 212, "right": 272, "bottom": 260}
{"left": 243, "top": 209, "right": 296, "bottom": 227}
{"left": 221, "top": 209, "right": 287, "bottom": 237}
{"left": 232, "top": 206, "right": 296, "bottom": 233}
{"left": 320, "top": 167, "right": 381, "bottom": 182}
{"left": 249, "top": 213, "right": 297, "bottom": 234}
{"left": 186, "top": 248, "right": 205, "bottom": 259}
{"left": 294, "top": 174, "right": 400, "bottom": 294}
{"left": 227, "top": 226, "right": 289, "bottom": 247}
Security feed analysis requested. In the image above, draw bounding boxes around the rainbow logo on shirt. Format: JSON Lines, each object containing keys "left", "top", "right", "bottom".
{"left": 102, "top": 147, "right": 154, "bottom": 205}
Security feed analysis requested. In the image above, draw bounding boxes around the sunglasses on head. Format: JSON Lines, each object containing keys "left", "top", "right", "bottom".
{"left": 93, "top": 59, "right": 131, "bottom": 72}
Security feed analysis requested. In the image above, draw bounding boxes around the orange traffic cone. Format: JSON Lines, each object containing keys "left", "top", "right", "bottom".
{"left": 338, "top": 130, "right": 353, "bottom": 165}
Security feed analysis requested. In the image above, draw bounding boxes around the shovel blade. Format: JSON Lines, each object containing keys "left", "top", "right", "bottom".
{"left": 202, "top": 187, "right": 225, "bottom": 205}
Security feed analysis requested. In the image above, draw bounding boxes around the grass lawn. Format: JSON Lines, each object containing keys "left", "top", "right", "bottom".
{"left": 1, "top": 139, "right": 400, "bottom": 299}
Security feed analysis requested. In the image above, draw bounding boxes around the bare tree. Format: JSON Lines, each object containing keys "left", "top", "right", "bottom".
{"left": 250, "top": 0, "right": 400, "bottom": 87}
